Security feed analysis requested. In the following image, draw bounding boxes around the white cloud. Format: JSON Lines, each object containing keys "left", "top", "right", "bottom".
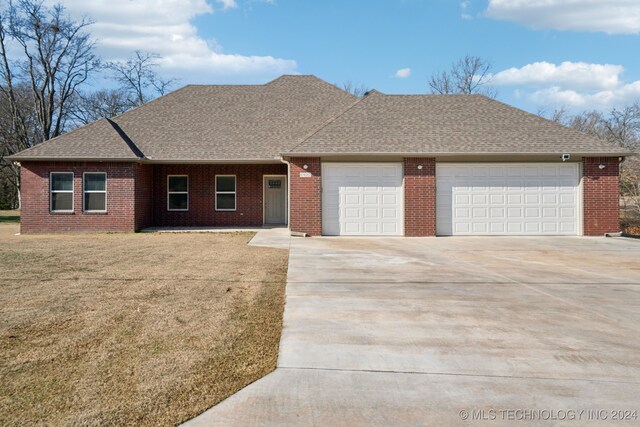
{"left": 486, "top": 0, "right": 640, "bottom": 34}
{"left": 492, "top": 61, "right": 640, "bottom": 111}
{"left": 492, "top": 61, "right": 624, "bottom": 91}
{"left": 460, "top": 1, "right": 472, "bottom": 20}
{"left": 217, "top": 0, "right": 238, "bottom": 9}
{"left": 394, "top": 68, "right": 412, "bottom": 78}
{"left": 530, "top": 82, "right": 640, "bottom": 110}
{"left": 52, "top": 0, "right": 296, "bottom": 83}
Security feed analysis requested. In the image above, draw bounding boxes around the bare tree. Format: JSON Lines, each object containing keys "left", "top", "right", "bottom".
{"left": 70, "top": 89, "right": 129, "bottom": 125}
{"left": 339, "top": 80, "right": 370, "bottom": 98}
{"left": 429, "top": 55, "right": 497, "bottom": 98}
{"left": 543, "top": 104, "right": 640, "bottom": 218}
{"left": 0, "top": 0, "right": 98, "bottom": 207}
{"left": 106, "top": 51, "right": 176, "bottom": 108}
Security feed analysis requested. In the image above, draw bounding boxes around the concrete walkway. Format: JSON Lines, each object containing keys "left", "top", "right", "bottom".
{"left": 185, "top": 236, "right": 640, "bottom": 426}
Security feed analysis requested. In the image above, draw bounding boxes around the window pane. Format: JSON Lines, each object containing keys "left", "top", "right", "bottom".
{"left": 216, "top": 176, "right": 235, "bottom": 192}
{"left": 217, "top": 193, "right": 235, "bottom": 210}
{"left": 169, "top": 193, "right": 188, "bottom": 210}
{"left": 52, "top": 192, "right": 73, "bottom": 211}
{"left": 85, "top": 193, "right": 106, "bottom": 211}
{"left": 84, "top": 173, "right": 106, "bottom": 191}
{"left": 52, "top": 173, "right": 73, "bottom": 191}
{"left": 168, "top": 176, "right": 188, "bottom": 192}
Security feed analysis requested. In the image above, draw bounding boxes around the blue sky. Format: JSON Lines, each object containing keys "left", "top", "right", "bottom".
{"left": 58, "top": 0, "right": 640, "bottom": 113}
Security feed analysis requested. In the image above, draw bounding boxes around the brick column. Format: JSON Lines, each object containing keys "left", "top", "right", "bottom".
{"left": 583, "top": 157, "right": 620, "bottom": 236}
{"left": 289, "top": 157, "right": 322, "bottom": 236}
{"left": 404, "top": 157, "right": 436, "bottom": 236}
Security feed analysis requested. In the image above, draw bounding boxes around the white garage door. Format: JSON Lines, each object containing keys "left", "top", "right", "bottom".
{"left": 322, "top": 163, "right": 404, "bottom": 236}
{"left": 436, "top": 163, "right": 580, "bottom": 236}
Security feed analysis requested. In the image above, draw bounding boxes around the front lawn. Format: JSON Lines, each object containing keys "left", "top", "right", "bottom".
{"left": 0, "top": 223, "right": 288, "bottom": 426}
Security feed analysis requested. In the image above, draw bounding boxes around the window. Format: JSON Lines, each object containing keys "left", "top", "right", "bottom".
{"left": 168, "top": 175, "right": 188, "bottom": 211}
{"left": 215, "top": 175, "right": 236, "bottom": 211}
{"left": 83, "top": 172, "right": 107, "bottom": 212}
{"left": 50, "top": 172, "right": 74, "bottom": 212}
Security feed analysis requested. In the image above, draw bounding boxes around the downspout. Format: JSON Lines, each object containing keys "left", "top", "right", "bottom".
{"left": 279, "top": 156, "right": 292, "bottom": 230}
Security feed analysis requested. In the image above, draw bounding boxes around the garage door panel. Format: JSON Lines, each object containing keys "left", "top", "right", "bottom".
{"left": 437, "top": 163, "right": 579, "bottom": 236}
{"left": 323, "top": 163, "right": 403, "bottom": 236}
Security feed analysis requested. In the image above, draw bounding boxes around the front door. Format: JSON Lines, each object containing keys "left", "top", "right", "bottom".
{"left": 264, "top": 176, "right": 287, "bottom": 225}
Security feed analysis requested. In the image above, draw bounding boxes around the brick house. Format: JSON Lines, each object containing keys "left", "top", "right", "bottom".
{"left": 9, "top": 75, "right": 629, "bottom": 236}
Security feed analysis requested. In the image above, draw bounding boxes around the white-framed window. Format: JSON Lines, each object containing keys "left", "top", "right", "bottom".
{"left": 167, "top": 175, "right": 188, "bottom": 211}
{"left": 83, "top": 172, "right": 107, "bottom": 212}
{"left": 50, "top": 172, "right": 74, "bottom": 212}
{"left": 215, "top": 175, "right": 236, "bottom": 211}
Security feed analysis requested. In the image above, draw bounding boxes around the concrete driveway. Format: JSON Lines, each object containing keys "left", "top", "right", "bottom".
{"left": 186, "top": 236, "right": 640, "bottom": 426}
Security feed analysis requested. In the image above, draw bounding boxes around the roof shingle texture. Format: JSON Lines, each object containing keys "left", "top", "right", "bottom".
{"left": 288, "top": 91, "right": 625, "bottom": 155}
{"left": 12, "top": 75, "right": 357, "bottom": 161}
{"left": 11, "top": 118, "right": 141, "bottom": 160}
{"left": 12, "top": 76, "right": 626, "bottom": 161}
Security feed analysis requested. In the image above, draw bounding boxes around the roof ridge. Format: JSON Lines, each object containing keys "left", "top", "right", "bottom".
{"left": 285, "top": 92, "right": 375, "bottom": 154}
{"left": 109, "top": 84, "right": 194, "bottom": 123}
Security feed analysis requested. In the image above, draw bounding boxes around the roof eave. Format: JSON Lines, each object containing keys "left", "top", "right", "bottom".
{"left": 7, "top": 155, "right": 142, "bottom": 162}
{"left": 282, "top": 151, "right": 631, "bottom": 158}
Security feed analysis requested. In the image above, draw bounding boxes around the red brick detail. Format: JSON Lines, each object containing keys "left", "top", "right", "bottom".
{"left": 404, "top": 157, "right": 436, "bottom": 236}
{"left": 152, "top": 164, "right": 286, "bottom": 227}
{"left": 20, "top": 161, "right": 139, "bottom": 234}
{"left": 583, "top": 157, "right": 620, "bottom": 236}
{"left": 289, "top": 157, "right": 321, "bottom": 236}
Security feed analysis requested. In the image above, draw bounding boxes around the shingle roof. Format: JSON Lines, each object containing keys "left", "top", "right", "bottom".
{"left": 286, "top": 91, "right": 628, "bottom": 156}
{"left": 8, "top": 118, "right": 142, "bottom": 160}
{"left": 10, "top": 76, "right": 628, "bottom": 162}
{"left": 10, "top": 75, "right": 357, "bottom": 162}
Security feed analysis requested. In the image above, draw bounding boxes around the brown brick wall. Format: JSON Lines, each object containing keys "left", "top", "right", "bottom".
{"left": 20, "top": 161, "right": 138, "bottom": 234}
{"left": 289, "top": 157, "right": 322, "bottom": 236}
{"left": 583, "top": 157, "right": 620, "bottom": 236}
{"left": 404, "top": 157, "right": 436, "bottom": 236}
{"left": 152, "top": 163, "right": 287, "bottom": 227}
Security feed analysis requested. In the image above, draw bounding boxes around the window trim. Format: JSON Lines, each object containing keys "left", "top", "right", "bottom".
{"left": 83, "top": 172, "right": 107, "bottom": 213}
{"left": 215, "top": 175, "right": 237, "bottom": 211}
{"left": 167, "top": 175, "right": 189, "bottom": 212}
{"left": 50, "top": 172, "right": 74, "bottom": 213}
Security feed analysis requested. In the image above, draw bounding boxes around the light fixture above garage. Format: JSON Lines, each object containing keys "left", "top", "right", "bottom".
{"left": 598, "top": 164, "right": 606, "bottom": 170}
{"left": 417, "top": 165, "right": 423, "bottom": 170}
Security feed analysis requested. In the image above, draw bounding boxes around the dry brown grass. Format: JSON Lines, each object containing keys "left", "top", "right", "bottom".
{"left": 0, "top": 224, "right": 288, "bottom": 426}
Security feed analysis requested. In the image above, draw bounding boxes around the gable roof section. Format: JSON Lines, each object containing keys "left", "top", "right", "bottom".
{"left": 10, "top": 75, "right": 356, "bottom": 162}
{"left": 8, "top": 118, "right": 142, "bottom": 161}
{"left": 9, "top": 76, "right": 356, "bottom": 162}
{"left": 111, "top": 75, "right": 356, "bottom": 161}
{"left": 286, "top": 91, "right": 628, "bottom": 156}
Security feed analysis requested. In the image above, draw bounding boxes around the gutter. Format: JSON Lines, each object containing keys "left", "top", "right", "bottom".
{"left": 281, "top": 151, "right": 632, "bottom": 158}
{"left": 8, "top": 157, "right": 283, "bottom": 164}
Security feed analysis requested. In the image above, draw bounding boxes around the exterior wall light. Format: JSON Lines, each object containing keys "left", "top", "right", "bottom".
{"left": 417, "top": 165, "right": 423, "bottom": 170}
{"left": 598, "top": 164, "right": 606, "bottom": 170}
{"left": 303, "top": 164, "right": 308, "bottom": 170}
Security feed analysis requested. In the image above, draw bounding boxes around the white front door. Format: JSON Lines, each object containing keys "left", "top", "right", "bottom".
{"left": 436, "top": 163, "right": 580, "bottom": 236}
{"left": 264, "top": 176, "right": 287, "bottom": 225}
{"left": 322, "top": 163, "right": 404, "bottom": 236}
